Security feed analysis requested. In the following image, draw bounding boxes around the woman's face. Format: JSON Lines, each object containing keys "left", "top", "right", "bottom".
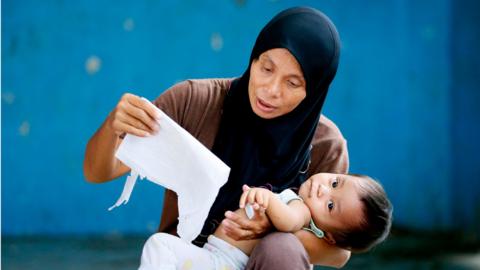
{"left": 298, "top": 173, "right": 364, "bottom": 234}
{"left": 248, "top": 48, "right": 307, "bottom": 119}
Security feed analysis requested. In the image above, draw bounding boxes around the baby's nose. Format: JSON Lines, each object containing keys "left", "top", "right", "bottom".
{"left": 318, "top": 184, "right": 330, "bottom": 197}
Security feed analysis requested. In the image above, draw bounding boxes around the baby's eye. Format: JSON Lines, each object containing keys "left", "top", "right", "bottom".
{"left": 327, "top": 200, "right": 335, "bottom": 211}
{"left": 332, "top": 178, "right": 338, "bottom": 188}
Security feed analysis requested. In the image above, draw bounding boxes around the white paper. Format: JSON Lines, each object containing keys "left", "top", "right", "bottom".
{"left": 108, "top": 171, "right": 139, "bottom": 211}
{"left": 245, "top": 204, "right": 254, "bottom": 219}
{"left": 109, "top": 99, "right": 230, "bottom": 242}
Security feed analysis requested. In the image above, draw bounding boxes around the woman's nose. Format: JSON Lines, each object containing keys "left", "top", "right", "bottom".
{"left": 266, "top": 79, "right": 281, "bottom": 98}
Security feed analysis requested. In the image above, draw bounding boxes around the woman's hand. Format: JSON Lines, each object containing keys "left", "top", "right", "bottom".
{"left": 83, "top": 94, "right": 159, "bottom": 183}
{"left": 221, "top": 185, "right": 274, "bottom": 240}
{"left": 108, "top": 93, "right": 161, "bottom": 137}
{"left": 84, "top": 93, "right": 160, "bottom": 182}
{"left": 221, "top": 209, "right": 272, "bottom": 241}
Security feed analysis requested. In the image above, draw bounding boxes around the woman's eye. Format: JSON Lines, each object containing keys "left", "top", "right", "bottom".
{"left": 288, "top": 80, "right": 299, "bottom": 88}
{"left": 328, "top": 200, "right": 335, "bottom": 211}
{"left": 262, "top": 66, "right": 272, "bottom": 73}
{"left": 332, "top": 178, "right": 338, "bottom": 188}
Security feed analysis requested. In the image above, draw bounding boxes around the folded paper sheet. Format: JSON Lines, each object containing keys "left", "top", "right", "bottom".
{"left": 109, "top": 102, "right": 230, "bottom": 242}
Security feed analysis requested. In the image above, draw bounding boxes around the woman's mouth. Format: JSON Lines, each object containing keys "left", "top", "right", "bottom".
{"left": 256, "top": 98, "right": 277, "bottom": 113}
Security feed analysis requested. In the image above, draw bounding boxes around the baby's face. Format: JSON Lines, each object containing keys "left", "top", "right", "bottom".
{"left": 299, "top": 173, "right": 364, "bottom": 233}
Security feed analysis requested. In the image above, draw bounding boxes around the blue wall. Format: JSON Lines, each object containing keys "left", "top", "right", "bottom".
{"left": 3, "top": 0, "right": 480, "bottom": 236}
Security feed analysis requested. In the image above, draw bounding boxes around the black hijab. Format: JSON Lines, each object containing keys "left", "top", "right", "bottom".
{"left": 198, "top": 7, "right": 340, "bottom": 242}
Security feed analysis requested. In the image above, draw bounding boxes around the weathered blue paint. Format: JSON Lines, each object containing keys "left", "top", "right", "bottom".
{"left": 3, "top": 0, "right": 479, "bottom": 235}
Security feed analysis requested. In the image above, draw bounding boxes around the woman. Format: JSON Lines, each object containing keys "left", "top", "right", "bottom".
{"left": 84, "top": 6, "right": 350, "bottom": 269}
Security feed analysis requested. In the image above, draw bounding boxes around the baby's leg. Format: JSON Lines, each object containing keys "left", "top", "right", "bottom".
{"left": 139, "top": 233, "right": 215, "bottom": 270}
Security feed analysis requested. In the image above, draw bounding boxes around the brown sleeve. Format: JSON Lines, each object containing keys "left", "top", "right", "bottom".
{"left": 152, "top": 80, "right": 192, "bottom": 127}
{"left": 307, "top": 115, "right": 349, "bottom": 177}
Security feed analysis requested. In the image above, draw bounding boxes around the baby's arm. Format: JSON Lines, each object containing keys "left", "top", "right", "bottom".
{"left": 239, "top": 185, "right": 311, "bottom": 232}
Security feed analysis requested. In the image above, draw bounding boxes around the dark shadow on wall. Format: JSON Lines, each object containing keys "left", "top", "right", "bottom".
{"left": 450, "top": 0, "right": 480, "bottom": 236}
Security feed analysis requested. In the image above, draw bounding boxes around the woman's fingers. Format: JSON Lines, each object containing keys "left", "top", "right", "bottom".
{"left": 223, "top": 210, "right": 272, "bottom": 241}
{"left": 222, "top": 219, "right": 252, "bottom": 240}
{"left": 110, "top": 93, "right": 161, "bottom": 137}
{"left": 127, "top": 94, "right": 161, "bottom": 121}
{"left": 223, "top": 212, "right": 256, "bottom": 240}
{"left": 126, "top": 97, "right": 160, "bottom": 132}
{"left": 125, "top": 103, "right": 159, "bottom": 133}
{"left": 113, "top": 121, "right": 151, "bottom": 137}
{"left": 112, "top": 110, "right": 152, "bottom": 137}
{"left": 116, "top": 110, "right": 151, "bottom": 132}
{"left": 225, "top": 211, "right": 251, "bottom": 229}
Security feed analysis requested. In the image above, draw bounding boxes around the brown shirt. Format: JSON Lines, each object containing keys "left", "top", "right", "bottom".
{"left": 153, "top": 78, "right": 349, "bottom": 234}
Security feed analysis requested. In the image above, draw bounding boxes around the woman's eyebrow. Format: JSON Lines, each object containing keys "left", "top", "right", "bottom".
{"left": 262, "top": 53, "right": 305, "bottom": 81}
{"left": 262, "top": 54, "right": 275, "bottom": 65}
{"left": 290, "top": 74, "right": 305, "bottom": 84}
{"left": 285, "top": 67, "right": 305, "bottom": 83}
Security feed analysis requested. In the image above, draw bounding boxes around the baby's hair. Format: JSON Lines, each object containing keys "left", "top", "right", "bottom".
{"left": 330, "top": 174, "right": 393, "bottom": 253}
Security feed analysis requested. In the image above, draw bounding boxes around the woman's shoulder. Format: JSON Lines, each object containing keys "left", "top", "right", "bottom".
{"left": 153, "top": 78, "right": 232, "bottom": 113}
{"left": 185, "top": 78, "right": 234, "bottom": 93}
{"left": 309, "top": 115, "right": 349, "bottom": 174}
{"left": 315, "top": 115, "right": 345, "bottom": 141}
{"left": 167, "top": 78, "right": 233, "bottom": 97}
{"left": 154, "top": 78, "right": 232, "bottom": 108}
{"left": 152, "top": 78, "right": 234, "bottom": 147}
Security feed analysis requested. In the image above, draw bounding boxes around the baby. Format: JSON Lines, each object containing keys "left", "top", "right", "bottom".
{"left": 139, "top": 173, "right": 393, "bottom": 270}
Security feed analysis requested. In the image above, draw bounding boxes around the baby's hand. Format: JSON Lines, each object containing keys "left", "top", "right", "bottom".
{"left": 239, "top": 185, "right": 273, "bottom": 211}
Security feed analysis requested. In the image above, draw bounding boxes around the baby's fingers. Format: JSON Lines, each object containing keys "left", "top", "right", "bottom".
{"left": 262, "top": 192, "right": 269, "bottom": 209}
{"left": 247, "top": 189, "right": 257, "bottom": 205}
{"left": 255, "top": 192, "right": 264, "bottom": 206}
{"left": 239, "top": 189, "right": 249, "bottom": 208}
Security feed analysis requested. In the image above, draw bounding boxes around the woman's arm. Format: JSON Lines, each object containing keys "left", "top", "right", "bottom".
{"left": 83, "top": 116, "right": 129, "bottom": 183}
{"left": 295, "top": 229, "right": 350, "bottom": 268}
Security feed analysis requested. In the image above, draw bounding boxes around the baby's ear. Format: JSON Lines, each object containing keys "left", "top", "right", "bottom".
{"left": 324, "top": 233, "right": 336, "bottom": 245}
